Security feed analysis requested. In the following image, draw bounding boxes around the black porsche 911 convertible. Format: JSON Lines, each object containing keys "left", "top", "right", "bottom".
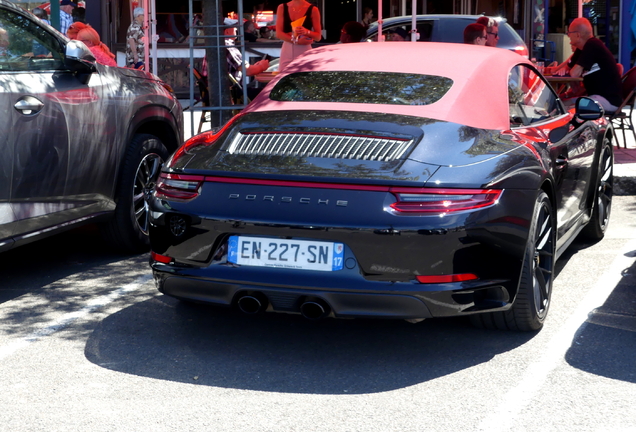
{"left": 148, "top": 42, "right": 613, "bottom": 332}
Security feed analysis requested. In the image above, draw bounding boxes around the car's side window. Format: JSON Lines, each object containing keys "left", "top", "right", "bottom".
{"left": 508, "top": 65, "right": 562, "bottom": 127}
{"left": 0, "top": 8, "right": 64, "bottom": 71}
{"left": 416, "top": 22, "right": 433, "bottom": 41}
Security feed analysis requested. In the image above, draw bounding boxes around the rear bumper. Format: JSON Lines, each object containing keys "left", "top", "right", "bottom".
{"left": 151, "top": 264, "right": 512, "bottom": 319}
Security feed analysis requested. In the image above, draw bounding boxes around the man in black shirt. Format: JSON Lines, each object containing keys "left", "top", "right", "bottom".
{"left": 567, "top": 17, "right": 622, "bottom": 112}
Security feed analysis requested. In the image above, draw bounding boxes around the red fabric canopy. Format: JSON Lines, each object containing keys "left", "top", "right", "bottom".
{"left": 247, "top": 42, "right": 531, "bottom": 131}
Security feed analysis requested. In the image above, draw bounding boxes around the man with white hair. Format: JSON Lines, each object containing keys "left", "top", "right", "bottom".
{"left": 566, "top": 17, "right": 621, "bottom": 111}
{"left": 476, "top": 16, "right": 498, "bottom": 47}
{"left": 126, "top": 7, "right": 145, "bottom": 69}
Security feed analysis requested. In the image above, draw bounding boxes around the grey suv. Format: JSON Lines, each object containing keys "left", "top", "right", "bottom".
{"left": 366, "top": 14, "right": 528, "bottom": 57}
{"left": 0, "top": 0, "right": 183, "bottom": 253}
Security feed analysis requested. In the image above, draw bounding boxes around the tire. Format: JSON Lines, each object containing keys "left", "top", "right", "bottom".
{"left": 471, "top": 191, "right": 555, "bottom": 331}
{"left": 101, "top": 134, "right": 169, "bottom": 252}
{"left": 581, "top": 140, "right": 613, "bottom": 241}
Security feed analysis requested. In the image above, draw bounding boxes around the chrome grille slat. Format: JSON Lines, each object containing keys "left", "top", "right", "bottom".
{"left": 228, "top": 133, "right": 412, "bottom": 162}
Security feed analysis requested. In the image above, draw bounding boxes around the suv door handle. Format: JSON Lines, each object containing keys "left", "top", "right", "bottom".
{"left": 14, "top": 96, "right": 44, "bottom": 115}
{"left": 556, "top": 156, "right": 568, "bottom": 168}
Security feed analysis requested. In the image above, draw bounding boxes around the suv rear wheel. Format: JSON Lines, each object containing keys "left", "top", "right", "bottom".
{"left": 101, "top": 133, "right": 169, "bottom": 252}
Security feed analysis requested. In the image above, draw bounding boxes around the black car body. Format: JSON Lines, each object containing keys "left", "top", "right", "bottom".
{"left": 366, "top": 14, "right": 529, "bottom": 56}
{"left": 149, "top": 42, "right": 613, "bottom": 331}
{"left": 0, "top": 0, "right": 183, "bottom": 252}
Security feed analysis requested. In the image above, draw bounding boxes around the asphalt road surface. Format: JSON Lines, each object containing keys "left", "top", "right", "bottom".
{"left": 1, "top": 197, "right": 635, "bottom": 432}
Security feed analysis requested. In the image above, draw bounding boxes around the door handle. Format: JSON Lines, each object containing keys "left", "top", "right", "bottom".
{"left": 556, "top": 156, "right": 568, "bottom": 168}
{"left": 14, "top": 96, "right": 44, "bottom": 115}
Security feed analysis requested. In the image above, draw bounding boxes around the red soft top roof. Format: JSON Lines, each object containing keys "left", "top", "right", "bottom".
{"left": 246, "top": 42, "right": 532, "bottom": 131}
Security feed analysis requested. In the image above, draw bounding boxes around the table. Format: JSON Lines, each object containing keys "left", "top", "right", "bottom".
{"left": 544, "top": 75, "right": 583, "bottom": 94}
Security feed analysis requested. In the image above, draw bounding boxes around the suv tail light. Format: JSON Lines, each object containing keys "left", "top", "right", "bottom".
{"left": 169, "top": 113, "right": 245, "bottom": 165}
{"left": 513, "top": 45, "right": 529, "bottom": 58}
{"left": 155, "top": 173, "right": 204, "bottom": 201}
{"left": 389, "top": 188, "right": 502, "bottom": 215}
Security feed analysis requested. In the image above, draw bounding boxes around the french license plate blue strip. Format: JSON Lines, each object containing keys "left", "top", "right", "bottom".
{"left": 228, "top": 236, "right": 344, "bottom": 272}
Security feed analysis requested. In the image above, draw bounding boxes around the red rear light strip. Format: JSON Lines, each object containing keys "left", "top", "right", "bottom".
{"left": 416, "top": 273, "right": 478, "bottom": 283}
{"left": 200, "top": 176, "right": 501, "bottom": 196}
{"left": 151, "top": 251, "right": 173, "bottom": 264}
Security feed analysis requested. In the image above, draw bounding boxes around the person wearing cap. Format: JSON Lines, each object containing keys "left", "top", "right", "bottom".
{"left": 386, "top": 27, "right": 408, "bottom": 41}
{"left": 59, "top": 0, "right": 76, "bottom": 36}
{"left": 126, "top": 7, "right": 145, "bottom": 69}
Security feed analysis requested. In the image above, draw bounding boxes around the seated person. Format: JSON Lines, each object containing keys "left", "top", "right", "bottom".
{"left": 340, "top": 21, "right": 366, "bottom": 43}
{"left": 463, "top": 23, "right": 487, "bottom": 45}
{"left": 260, "top": 26, "right": 275, "bottom": 40}
{"left": 476, "top": 17, "right": 498, "bottom": 47}
{"left": 75, "top": 23, "right": 118, "bottom": 67}
{"left": 565, "top": 17, "right": 621, "bottom": 111}
{"left": 202, "top": 28, "right": 270, "bottom": 103}
{"left": 547, "top": 43, "right": 579, "bottom": 76}
{"left": 386, "top": 27, "right": 408, "bottom": 42}
{"left": 244, "top": 20, "right": 274, "bottom": 43}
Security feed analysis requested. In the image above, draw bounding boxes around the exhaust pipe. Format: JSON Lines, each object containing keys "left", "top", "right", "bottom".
{"left": 237, "top": 293, "right": 268, "bottom": 315}
{"left": 300, "top": 300, "right": 330, "bottom": 320}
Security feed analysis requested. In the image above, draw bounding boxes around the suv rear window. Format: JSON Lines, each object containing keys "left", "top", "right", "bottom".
{"left": 269, "top": 71, "right": 453, "bottom": 106}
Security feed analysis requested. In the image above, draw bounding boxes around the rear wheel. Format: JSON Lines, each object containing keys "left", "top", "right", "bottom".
{"left": 582, "top": 140, "right": 613, "bottom": 241}
{"left": 101, "top": 134, "right": 169, "bottom": 252}
{"left": 471, "top": 191, "right": 555, "bottom": 331}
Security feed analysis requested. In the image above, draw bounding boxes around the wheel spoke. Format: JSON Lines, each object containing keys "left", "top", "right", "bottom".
{"left": 133, "top": 191, "right": 145, "bottom": 205}
{"left": 536, "top": 214, "right": 552, "bottom": 250}
{"left": 534, "top": 264, "right": 549, "bottom": 303}
{"left": 600, "top": 156, "right": 612, "bottom": 182}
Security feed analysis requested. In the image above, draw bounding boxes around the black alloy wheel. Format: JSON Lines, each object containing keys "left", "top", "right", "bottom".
{"left": 471, "top": 191, "right": 555, "bottom": 331}
{"left": 101, "top": 133, "right": 169, "bottom": 252}
{"left": 133, "top": 152, "right": 164, "bottom": 236}
{"left": 582, "top": 140, "right": 613, "bottom": 241}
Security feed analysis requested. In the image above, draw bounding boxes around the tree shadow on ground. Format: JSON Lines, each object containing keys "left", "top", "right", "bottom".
{"left": 0, "top": 225, "right": 142, "bottom": 305}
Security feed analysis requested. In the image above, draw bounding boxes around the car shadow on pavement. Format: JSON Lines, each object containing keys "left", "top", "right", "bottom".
{"left": 85, "top": 295, "right": 535, "bottom": 395}
{"left": 564, "top": 256, "right": 636, "bottom": 384}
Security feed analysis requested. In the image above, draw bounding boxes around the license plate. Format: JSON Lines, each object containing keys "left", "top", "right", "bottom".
{"left": 228, "top": 236, "right": 344, "bottom": 272}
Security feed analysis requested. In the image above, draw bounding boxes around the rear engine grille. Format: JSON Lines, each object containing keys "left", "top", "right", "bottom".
{"left": 227, "top": 132, "right": 413, "bottom": 162}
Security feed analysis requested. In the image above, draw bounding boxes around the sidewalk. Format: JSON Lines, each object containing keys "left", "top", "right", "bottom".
{"left": 181, "top": 101, "right": 636, "bottom": 196}
{"left": 613, "top": 128, "right": 636, "bottom": 195}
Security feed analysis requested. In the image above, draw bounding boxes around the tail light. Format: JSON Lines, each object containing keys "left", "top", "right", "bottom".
{"left": 416, "top": 273, "right": 478, "bottom": 283}
{"left": 513, "top": 45, "right": 529, "bottom": 58}
{"left": 389, "top": 188, "right": 502, "bottom": 215}
{"left": 155, "top": 173, "right": 204, "bottom": 201}
{"left": 159, "top": 81, "right": 175, "bottom": 93}
{"left": 151, "top": 251, "right": 174, "bottom": 264}
{"left": 170, "top": 113, "right": 245, "bottom": 164}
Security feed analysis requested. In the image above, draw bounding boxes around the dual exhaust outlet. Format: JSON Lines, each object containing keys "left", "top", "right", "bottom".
{"left": 236, "top": 293, "right": 330, "bottom": 320}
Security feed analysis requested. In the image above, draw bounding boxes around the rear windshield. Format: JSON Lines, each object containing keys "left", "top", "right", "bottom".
{"left": 269, "top": 71, "right": 453, "bottom": 106}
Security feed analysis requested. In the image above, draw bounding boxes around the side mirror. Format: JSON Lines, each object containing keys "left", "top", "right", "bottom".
{"left": 64, "top": 40, "right": 97, "bottom": 84}
{"left": 64, "top": 40, "right": 96, "bottom": 73}
{"left": 575, "top": 97, "right": 604, "bottom": 121}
